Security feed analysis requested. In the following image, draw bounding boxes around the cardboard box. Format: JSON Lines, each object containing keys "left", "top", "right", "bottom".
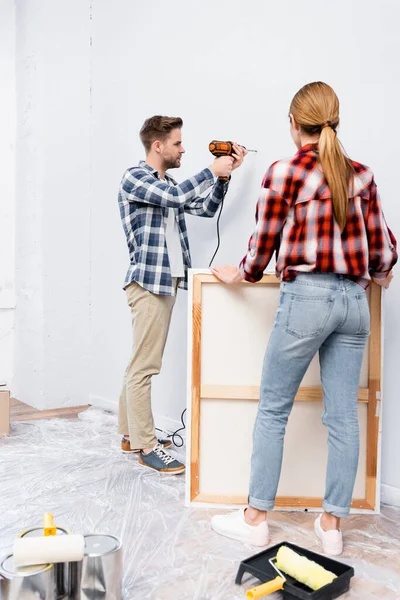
{"left": 0, "top": 390, "right": 10, "bottom": 436}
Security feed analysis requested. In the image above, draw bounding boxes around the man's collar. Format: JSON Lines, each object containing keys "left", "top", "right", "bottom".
{"left": 138, "top": 160, "right": 176, "bottom": 183}
{"left": 139, "top": 160, "right": 158, "bottom": 175}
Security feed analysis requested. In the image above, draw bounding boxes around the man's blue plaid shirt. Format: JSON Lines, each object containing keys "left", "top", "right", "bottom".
{"left": 118, "top": 162, "right": 228, "bottom": 296}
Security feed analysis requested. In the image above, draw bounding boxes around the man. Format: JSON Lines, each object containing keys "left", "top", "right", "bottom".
{"left": 118, "top": 115, "right": 245, "bottom": 474}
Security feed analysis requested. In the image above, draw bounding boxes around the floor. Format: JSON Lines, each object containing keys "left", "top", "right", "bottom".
{"left": 10, "top": 397, "right": 90, "bottom": 421}
{"left": 0, "top": 404, "right": 399, "bottom": 599}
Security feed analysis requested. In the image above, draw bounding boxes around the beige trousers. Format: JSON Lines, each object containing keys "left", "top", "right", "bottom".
{"left": 118, "top": 281, "right": 177, "bottom": 448}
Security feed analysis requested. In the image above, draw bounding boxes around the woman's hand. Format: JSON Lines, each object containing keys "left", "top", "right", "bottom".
{"left": 372, "top": 271, "right": 394, "bottom": 289}
{"left": 211, "top": 265, "right": 243, "bottom": 284}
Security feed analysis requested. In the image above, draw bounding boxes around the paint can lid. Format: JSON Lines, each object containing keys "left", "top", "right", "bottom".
{"left": 19, "top": 526, "right": 69, "bottom": 538}
{"left": 0, "top": 554, "right": 51, "bottom": 578}
{"left": 84, "top": 534, "right": 121, "bottom": 557}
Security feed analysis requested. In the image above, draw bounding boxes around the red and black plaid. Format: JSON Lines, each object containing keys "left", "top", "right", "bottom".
{"left": 239, "top": 144, "right": 397, "bottom": 288}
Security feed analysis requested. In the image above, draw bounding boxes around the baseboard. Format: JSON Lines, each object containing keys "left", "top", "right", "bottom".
{"left": 89, "top": 394, "right": 184, "bottom": 436}
{"left": 381, "top": 483, "right": 400, "bottom": 508}
{"left": 0, "top": 290, "right": 16, "bottom": 309}
{"left": 154, "top": 413, "right": 184, "bottom": 437}
{"left": 89, "top": 394, "right": 117, "bottom": 413}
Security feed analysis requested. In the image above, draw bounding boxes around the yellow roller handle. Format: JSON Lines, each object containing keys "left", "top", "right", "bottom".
{"left": 43, "top": 512, "right": 57, "bottom": 536}
{"left": 246, "top": 576, "right": 285, "bottom": 599}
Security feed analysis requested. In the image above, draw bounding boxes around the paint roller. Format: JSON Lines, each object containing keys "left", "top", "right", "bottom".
{"left": 246, "top": 545, "right": 337, "bottom": 599}
{"left": 13, "top": 513, "right": 84, "bottom": 568}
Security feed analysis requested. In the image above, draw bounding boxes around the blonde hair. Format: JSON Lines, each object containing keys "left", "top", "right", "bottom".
{"left": 290, "top": 82, "right": 354, "bottom": 232}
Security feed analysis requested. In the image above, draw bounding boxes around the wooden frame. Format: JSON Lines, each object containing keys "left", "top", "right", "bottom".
{"left": 187, "top": 271, "right": 382, "bottom": 511}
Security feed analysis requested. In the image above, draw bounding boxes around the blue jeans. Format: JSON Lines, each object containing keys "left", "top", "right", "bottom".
{"left": 248, "top": 273, "right": 370, "bottom": 518}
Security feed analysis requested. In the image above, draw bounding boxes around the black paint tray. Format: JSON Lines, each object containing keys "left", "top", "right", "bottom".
{"left": 236, "top": 542, "right": 354, "bottom": 600}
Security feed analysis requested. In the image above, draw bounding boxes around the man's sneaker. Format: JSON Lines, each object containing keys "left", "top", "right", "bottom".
{"left": 314, "top": 515, "right": 343, "bottom": 556}
{"left": 121, "top": 437, "right": 172, "bottom": 453}
{"left": 138, "top": 443, "right": 185, "bottom": 474}
{"left": 211, "top": 508, "right": 269, "bottom": 546}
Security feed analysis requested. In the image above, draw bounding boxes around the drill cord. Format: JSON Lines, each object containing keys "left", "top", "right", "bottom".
{"left": 208, "top": 198, "right": 224, "bottom": 268}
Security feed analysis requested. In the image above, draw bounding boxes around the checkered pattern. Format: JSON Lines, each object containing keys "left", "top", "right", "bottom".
{"left": 118, "top": 162, "right": 228, "bottom": 295}
{"left": 240, "top": 143, "right": 397, "bottom": 288}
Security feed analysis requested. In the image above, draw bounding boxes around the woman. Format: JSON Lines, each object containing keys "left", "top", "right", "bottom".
{"left": 211, "top": 82, "right": 397, "bottom": 556}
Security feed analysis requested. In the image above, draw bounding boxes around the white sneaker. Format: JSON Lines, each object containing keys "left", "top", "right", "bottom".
{"left": 314, "top": 515, "right": 343, "bottom": 556}
{"left": 211, "top": 508, "right": 269, "bottom": 546}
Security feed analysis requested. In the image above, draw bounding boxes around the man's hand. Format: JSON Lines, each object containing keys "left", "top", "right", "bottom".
{"left": 231, "top": 142, "right": 247, "bottom": 171}
{"left": 210, "top": 156, "right": 234, "bottom": 179}
{"left": 372, "top": 271, "right": 394, "bottom": 289}
{"left": 211, "top": 265, "right": 243, "bottom": 284}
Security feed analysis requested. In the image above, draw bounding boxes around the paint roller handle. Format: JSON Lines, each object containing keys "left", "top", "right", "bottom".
{"left": 246, "top": 576, "right": 285, "bottom": 599}
{"left": 43, "top": 512, "right": 57, "bottom": 536}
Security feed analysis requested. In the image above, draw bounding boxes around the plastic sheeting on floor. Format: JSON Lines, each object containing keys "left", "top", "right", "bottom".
{"left": 0, "top": 408, "right": 399, "bottom": 599}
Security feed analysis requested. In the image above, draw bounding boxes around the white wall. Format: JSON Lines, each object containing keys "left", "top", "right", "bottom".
{"left": 12, "top": 0, "right": 400, "bottom": 499}
{"left": 14, "top": 0, "right": 91, "bottom": 407}
{"left": 0, "top": 0, "right": 16, "bottom": 388}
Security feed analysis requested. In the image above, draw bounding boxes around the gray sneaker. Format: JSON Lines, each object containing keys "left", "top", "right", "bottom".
{"left": 138, "top": 443, "right": 185, "bottom": 475}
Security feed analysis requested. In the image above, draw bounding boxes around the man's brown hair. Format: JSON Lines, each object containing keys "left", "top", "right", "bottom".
{"left": 139, "top": 115, "right": 183, "bottom": 153}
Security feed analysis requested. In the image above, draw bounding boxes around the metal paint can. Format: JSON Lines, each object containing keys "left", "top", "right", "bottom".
{"left": 73, "top": 534, "right": 122, "bottom": 600}
{"left": 0, "top": 554, "right": 58, "bottom": 600}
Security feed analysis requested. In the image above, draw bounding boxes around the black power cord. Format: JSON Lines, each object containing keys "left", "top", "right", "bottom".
{"left": 208, "top": 197, "right": 224, "bottom": 268}
{"left": 209, "top": 178, "right": 230, "bottom": 267}
{"left": 156, "top": 408, "right": 186, "bottom": 448}
{"left": 154, "top": 185, "right": 227, "bottom": 447}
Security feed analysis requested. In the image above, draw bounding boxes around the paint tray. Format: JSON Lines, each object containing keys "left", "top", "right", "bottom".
{"left": 236, "top": 541, "right": 354, "bottom": 600}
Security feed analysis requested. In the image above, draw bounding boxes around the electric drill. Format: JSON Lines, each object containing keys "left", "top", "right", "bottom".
{"left": 209, "top": 140, "right": 257, "bottom": 180}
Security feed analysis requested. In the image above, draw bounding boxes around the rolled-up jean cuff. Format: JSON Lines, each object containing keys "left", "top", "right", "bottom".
{"left": 322, "top": 500, "right": 350, "bottom": 518}
{"left": 248, "top": 495, "right": 275, "bottom": 511}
